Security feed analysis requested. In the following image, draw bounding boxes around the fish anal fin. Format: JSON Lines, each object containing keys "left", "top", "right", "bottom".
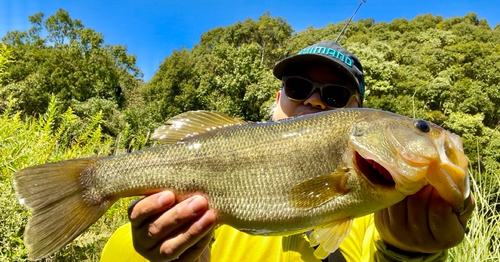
{"left": 151, "top": 111, "right": 248, "bottom": 143}
{"left": 310, "top": 218, "right": 354, "bottom": 259}
{"left": 290, "top": 172, "right": 350, "bottom": 209}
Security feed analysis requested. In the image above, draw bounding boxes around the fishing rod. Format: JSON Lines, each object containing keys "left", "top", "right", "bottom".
{"left": 335, "top": 0, "right": 367, "bottom": 42}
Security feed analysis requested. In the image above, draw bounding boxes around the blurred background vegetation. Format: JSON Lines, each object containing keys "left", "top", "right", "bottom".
{"left": 0, "top": 9, "right": 499, "bottom": 261}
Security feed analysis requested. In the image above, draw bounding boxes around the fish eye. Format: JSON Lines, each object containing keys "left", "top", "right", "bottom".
{"left": 415, "top": 120, "right": 430, "bottom": 132}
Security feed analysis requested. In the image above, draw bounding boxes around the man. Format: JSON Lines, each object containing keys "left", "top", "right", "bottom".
{"left": 100, "top": 40, "right": 474, "bottom": 262}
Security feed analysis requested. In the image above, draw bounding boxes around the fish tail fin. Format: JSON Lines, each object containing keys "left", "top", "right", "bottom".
{"left": 13, "top": 157, "right": 116, "bottom": 260}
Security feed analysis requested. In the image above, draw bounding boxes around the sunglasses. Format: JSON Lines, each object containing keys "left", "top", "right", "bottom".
{"left": 282, "top": 76, "right": 360, "bottom": 108}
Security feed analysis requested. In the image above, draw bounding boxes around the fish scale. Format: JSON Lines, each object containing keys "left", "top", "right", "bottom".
{"left": 84, "top": 110, "right": 381, "bottom": 228}
{"left": 13, "top": 108, "right": 469, "bottom": 260}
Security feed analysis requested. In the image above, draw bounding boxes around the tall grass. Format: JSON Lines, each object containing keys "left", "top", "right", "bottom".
{"left": 0, "top": 96, "right": 136, "bottom": 261}
{"left": 1, "top": 97, "right": 499, "bottom": 261}
{"left": 448, "top": 166, "right": 500, "bottom": 261}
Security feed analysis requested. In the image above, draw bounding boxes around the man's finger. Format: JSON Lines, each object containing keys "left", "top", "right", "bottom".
{"left": 129, "top": 191, "right": 176, "bottom": 228}
{"left": 386, "top": 197, "right": 408, "bottom": 230}
{"left": 154, "top": 210, "right": 216, "bottom": 261}
{"left": 428, "top": 187, "right": 464, "bottom": 248}
{"left": 174, "top": 216, "right": 216, "bottom": 262}
{"left": 458, "top": 194, "right": 475, "bottom": 228}
{"left": 134, "top": 195, "right": 210, "bottom": 250}
{"left": 407, "top": 185, "right": 433, "bottom": 238}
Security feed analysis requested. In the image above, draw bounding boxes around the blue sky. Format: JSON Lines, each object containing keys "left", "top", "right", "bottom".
{"left": 1, "top": 0, "right": 499, "bottom": 82}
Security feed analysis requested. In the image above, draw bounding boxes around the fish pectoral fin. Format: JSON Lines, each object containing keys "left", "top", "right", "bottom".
{"left": 151, "top": 111, "right": 249, "bottom": 143}
{"left": 290, "top": 172, "right": 350, "bottom": 209}
{"left": 309, "top": 218, "right": 353, "bottom": 259}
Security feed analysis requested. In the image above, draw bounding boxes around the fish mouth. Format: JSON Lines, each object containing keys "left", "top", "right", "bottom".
{"left": 354, "top": 151, "right": 395, "bottom": 187}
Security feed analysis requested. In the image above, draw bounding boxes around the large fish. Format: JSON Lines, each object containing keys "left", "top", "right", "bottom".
{"left": 13, "top": 109, "right": 470, "bottom": 260}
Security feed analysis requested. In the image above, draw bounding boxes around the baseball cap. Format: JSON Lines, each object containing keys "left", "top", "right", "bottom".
{"left": 273, "top": 40, "right": 365, "bottom": 102}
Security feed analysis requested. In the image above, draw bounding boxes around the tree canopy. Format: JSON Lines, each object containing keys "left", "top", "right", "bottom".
{"left": 1, "top": 9, "right": 142, "bottom": 136}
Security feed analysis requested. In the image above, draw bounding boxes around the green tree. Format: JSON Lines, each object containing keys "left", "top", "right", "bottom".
{"left": 0, "top": 43, "right": 13, "bottom": 85}
{"left": 141, "top": 48, "right": 199, "bottom": 123}
{"left": 147, "top": 12, "right": 292, "bottom": 121}
{"left": 1, "top": 9, "right": 142, "bottom": 136}
{"left": 195, "top": 42, "right": 279, "bottom": 119}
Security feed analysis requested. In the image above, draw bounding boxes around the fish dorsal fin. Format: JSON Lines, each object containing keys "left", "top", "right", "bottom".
{"left": 151, "top": 111, "right": 248, "bottom": 143}
{"left": 309, "top": 218, "right": 354, "bottom": 259}
{"left": 290, "top": 172, "right": 350, "bottom": 209}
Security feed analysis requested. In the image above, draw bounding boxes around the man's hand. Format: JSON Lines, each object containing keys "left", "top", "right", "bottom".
{"left": 128, "top": 191, "right": 216, "bottom": 262}
{"left": 375, "top": 185, "right": 475, "bottom": 254}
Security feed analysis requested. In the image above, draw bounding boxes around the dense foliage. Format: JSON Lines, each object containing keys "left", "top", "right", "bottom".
{"left": 142, "top": 11, "right": 293, "bottom": 122}
{"left": 143, "top": 12, "right": 500, "bottom": 184}
{"left": 0, "top": 97, "right": 135, "bottom": 260}
{"left": 1, "top": 9, "right": 143, "bottom": 139}
{"left": 1, "top": 9, "right": 499, "bottom": 261}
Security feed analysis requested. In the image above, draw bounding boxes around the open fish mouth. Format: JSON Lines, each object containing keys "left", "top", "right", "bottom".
{"left": 354, "top": 151, "right": 395, "bottom": 187}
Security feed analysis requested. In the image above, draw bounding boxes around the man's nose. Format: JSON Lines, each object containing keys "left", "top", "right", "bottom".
{"left": 303, "top": 91, "right": 326, "bottom": 109}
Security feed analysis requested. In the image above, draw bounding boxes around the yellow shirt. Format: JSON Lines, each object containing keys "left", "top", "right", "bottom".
{"left": 100, "top": 214, "right": 447, "bottom": 262}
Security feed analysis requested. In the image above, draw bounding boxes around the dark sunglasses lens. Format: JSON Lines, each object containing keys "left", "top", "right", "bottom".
{"left": 322, "top": 86, "right": 352, "bottom": 108}
{"left": 284, "top": 78, "right": 313, "bottom": 100}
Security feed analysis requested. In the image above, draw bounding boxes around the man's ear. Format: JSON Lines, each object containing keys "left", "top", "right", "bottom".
{"left": 275, "top": 90, "right": 281, "bottom": 104}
